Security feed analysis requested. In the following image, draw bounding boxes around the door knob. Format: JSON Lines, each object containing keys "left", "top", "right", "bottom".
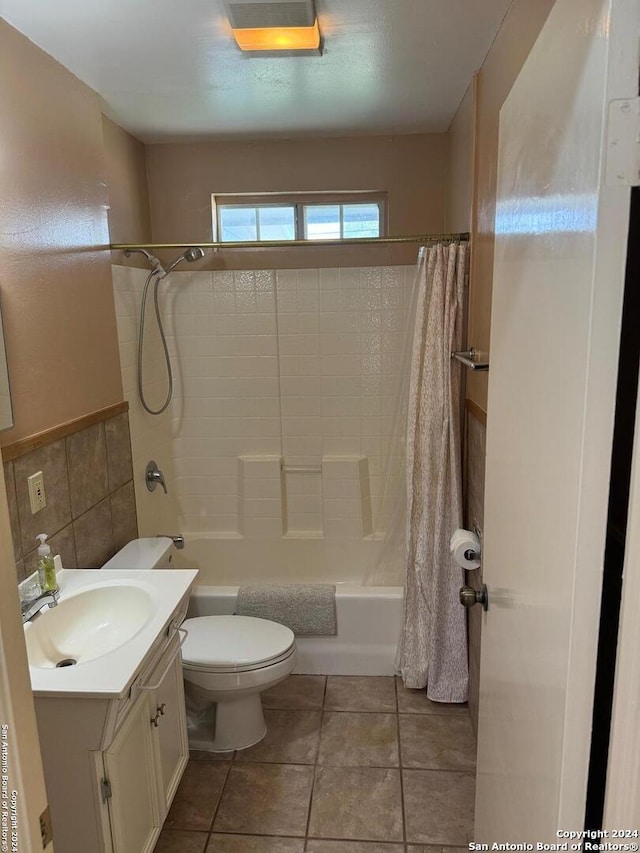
{"left": 459, "top": 584, "right": 488, "bottom": 611}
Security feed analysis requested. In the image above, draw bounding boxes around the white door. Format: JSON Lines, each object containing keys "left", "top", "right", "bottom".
{"left": 475, "top": 0, "right": 639, "bottom": 840}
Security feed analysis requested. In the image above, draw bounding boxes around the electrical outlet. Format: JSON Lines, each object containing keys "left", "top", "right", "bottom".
{"left": 27, "top": 471, "right": 46, "bottom": 514}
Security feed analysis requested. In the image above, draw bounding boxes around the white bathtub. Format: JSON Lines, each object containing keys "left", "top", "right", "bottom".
{"left": 187, "top": 584, "right": 403, "bottom": 675}
{"left": 176, "top": 536, "right": 404, "bottom": 675}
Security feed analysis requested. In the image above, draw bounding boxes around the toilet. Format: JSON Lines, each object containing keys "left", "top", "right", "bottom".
{"left": 103, "top": 537, "right": 297, "bottom": 752}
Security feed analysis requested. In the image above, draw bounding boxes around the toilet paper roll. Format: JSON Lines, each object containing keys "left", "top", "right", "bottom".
{"left": 449, "top": 528, "right": 481, "bottom": 570}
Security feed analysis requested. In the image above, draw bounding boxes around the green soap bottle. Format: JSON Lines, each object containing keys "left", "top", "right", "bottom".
{"left": 36, "top": 533, "right": 57, "bottom": 592}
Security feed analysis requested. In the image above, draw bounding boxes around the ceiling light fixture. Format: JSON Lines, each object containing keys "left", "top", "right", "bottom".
{"left": 225, "top": 0, "right": 322, "bottom": 54}
{"left": 231, "top": 19, "right": 320, "bottom": 52}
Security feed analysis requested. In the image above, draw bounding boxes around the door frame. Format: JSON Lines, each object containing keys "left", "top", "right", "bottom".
{"left": 559, "top": 0, "right": 640, "bottom": 823}
{"left": 0, "top": 462, "right": 52, "bottom": 849}
{"left": 604, "top": 365, "right": 640, "bottom": 826}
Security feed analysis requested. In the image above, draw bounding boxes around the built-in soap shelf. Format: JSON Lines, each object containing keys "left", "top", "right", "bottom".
{"left": 238, "top": 455, "right": 373, "bottom": 540}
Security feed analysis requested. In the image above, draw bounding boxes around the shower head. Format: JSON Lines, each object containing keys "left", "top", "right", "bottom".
{"left": 184, "top": 247, "right": 205, "bottom": 263}
{"left": 166, "top": 246, "right": 206, "bottom": 274}
{"left": 124, "top": 247, "right": 166, "bottom": 275}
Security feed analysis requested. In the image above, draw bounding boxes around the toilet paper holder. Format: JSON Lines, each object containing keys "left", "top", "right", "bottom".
{"left": 450, "top": 522, "right": 483, "bottom": 569}
{"left": 463, "top": 522, "right": 483, "bottom": 563}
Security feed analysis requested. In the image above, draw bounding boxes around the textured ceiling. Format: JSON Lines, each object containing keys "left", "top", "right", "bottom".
{"left": 0, "top": 0, "right": 511, "bottom": 142}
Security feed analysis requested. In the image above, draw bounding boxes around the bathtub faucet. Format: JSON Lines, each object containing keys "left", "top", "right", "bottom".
{"left": 157, "top": 534, "right": 185, "bottom": 550}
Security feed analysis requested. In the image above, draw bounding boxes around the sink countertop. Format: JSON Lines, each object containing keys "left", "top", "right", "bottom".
{"left": 25, "top": 568, "right": 198, "bottom": 699}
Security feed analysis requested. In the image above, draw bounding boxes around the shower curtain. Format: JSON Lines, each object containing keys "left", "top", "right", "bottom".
{"left": 396, "top": 242, "right": 468, "bottom": 701}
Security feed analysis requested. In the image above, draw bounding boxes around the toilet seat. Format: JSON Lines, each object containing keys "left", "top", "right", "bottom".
{"left": 181, "top": 615, "right": 295, "bottom": 674}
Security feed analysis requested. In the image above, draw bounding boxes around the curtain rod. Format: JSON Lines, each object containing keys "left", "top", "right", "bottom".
{"left": 110, "top": 232, "right": 470, "bottom": 251}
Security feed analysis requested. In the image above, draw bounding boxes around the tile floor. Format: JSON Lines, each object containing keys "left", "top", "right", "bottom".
{"left": 154, "top": 676, "right": 476, "bottom": 853}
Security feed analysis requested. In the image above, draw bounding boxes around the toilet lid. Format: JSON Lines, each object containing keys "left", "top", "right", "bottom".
{"left": 181, "top": 615, "right": 295, "bottom": 672}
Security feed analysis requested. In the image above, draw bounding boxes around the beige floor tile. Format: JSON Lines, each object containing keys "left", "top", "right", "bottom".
{"left": 306, "top": 842, "right": 404, "bottom": 852}
{"left": 309, "top": 766, "right": 403, "bottom": 841}
{"left": 207, "top": 834, "right": 305, "bottom": 852}
{"left": 213, "top": 763, "right": 314, "bottom": 836}
{"left": 154, "top": 829, "right": 208, "bottom": 852}
{"left": 318, "top": 712, "right": 399, "bottom": 767}
{"left": 263, "top": 675, "right": 327, "bottom": 709}
{"left": 396, "top": 678, "right": 469, "bottom": 716}
{"left": 399, "top": 715, "right": 476, "bottom": 771}
{"left": 324, "top": 676, "right": 397, "bottom": 712}
{"left": 236, "top": 710, "right": 322, "bottom": 764}
{"left": 164, "top": 761, "right": 230, "bottom": 831}
{"left": 403, "top": 770, "right": 475, "bottom": 845}
{"left": 190, "top": 748, "right": 234, "bottom": 761}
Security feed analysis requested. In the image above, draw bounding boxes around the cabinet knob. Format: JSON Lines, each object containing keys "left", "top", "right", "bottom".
{"left": 157, "top": 703, "right": 167, "bottom": 716}
{"left": 150, "top": 712, "right": 160, "bottom": 728}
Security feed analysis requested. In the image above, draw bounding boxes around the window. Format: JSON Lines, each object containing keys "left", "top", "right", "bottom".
{"left": 213, "top": 192, "right": 386, "bottom": 243}
{"left": 218, "top": 204, "right": 296, "bottom": 242}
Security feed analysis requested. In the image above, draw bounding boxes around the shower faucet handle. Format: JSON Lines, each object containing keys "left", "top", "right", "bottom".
{"left": 145, "top": 460, "right": 167, "bottom": 494}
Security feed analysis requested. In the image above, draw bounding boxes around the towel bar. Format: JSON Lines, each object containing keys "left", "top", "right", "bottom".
{"left": 451, "top": 348, "right": 489, "bottom": 371}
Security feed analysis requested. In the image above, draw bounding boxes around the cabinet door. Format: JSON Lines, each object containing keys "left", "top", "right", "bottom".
{"left": 153, "top": 650, "right": 189, "bottom": 814}
{"left": 104, "top": 692, "right": 161, "bottom": 853}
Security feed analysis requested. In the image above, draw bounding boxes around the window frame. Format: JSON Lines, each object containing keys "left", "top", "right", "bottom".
{"left": 212, "top": 191, "right": 388, "bottom": 243}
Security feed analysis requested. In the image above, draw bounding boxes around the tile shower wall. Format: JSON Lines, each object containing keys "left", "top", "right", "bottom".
{"left": 4, "top": 411, "right": 137, "bottom": 581}
{"left": 112, "top": 265, "right": 413, "bottom": 541}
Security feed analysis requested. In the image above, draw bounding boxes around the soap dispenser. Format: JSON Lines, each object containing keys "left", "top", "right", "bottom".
{"left": 36, "top": 534, "right": 58, "bottom": 593}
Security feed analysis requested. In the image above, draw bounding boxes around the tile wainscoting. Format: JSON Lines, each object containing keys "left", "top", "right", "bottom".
{"left": 3, "top": 406, "right": 138, "bottom": 581}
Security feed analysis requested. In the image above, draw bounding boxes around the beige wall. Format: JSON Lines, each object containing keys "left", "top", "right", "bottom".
{"left": 0, "top": 20, "right": 123, "bottom": 443}
{"left": 449, "top": 0, "right": 556, "bottom": 412}
{"left": 0, "top": 21, "right": 154, "bottom": 445}
{"left": 102, "top": 115, "right": 152, "bottom": 270}
{"left": 143, "top": 134, "right": 448, "bottom": 269}
{"left": 0, "top": 1, "right": 556, "bottom": 441}
{"left": 445, "top": 81, "right": 475, "bottom": 235}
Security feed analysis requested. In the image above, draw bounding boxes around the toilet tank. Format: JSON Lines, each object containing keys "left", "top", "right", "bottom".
{"left": 102, "top": 537, "right": 174, "bottom": 570}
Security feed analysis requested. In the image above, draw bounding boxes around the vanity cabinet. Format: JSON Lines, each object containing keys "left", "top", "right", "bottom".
{"left": 103, "top": 692, "right": 159, "bottom": 853}
{"left": 103, "top": 639, "right": 188, "bottom": 852}
{"left": 103, "top": 641, "right": 189, "bottom": 853}
{"left": 153, "top": 649, "right": 189, "bottom": 813}
{"left": 33, "top": 609, "right": 190, "bottom": 853}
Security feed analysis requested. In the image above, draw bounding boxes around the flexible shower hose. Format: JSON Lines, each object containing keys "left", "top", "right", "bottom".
{"left": 137, "top": 269, "right": 173, "bottom": 415}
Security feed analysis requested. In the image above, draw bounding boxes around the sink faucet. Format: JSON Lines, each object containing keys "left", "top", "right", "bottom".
{"left": 21, "top": 589, "right": 60, "bottom": 624}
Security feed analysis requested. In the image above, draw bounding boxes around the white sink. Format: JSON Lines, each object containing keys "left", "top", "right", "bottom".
{"left": 25, "top": 584, "right": 154, "bottom": 668}
{"left": 22, "top": 568, "right": 199, "bottom": 697}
